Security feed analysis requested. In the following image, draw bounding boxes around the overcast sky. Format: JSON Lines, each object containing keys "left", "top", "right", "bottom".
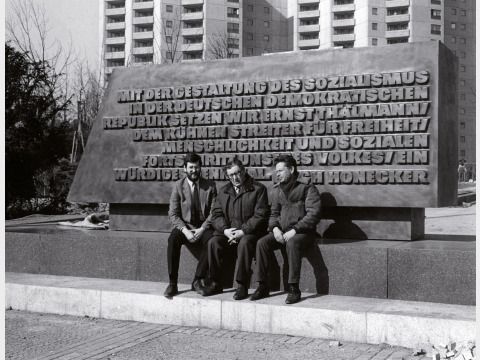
{"left": 6, "top": 0, "right": 99, "bottom": 71}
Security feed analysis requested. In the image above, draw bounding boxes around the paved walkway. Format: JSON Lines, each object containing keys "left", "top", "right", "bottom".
{"left": 6, "top": 310, "right": 424, "bottom": 360}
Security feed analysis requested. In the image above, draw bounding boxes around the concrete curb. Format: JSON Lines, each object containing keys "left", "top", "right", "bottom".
{"left": 6, "top": 272, "right": 475, "bottom": 349}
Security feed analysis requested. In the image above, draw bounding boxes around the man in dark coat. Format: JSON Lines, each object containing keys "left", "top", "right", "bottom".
{"left": 250, "top": 154, "right": 321, "bottom": 304}
{"left": 203, "top": 158, "right": 269, "bottom": 300}
{"left": 164, "top": 153, "right": 217, "bottom": 297}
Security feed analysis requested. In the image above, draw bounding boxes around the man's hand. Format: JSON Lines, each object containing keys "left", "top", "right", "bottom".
{"left": 182, "top": 227, "right": 196, "bottom": 243}
{"left": 191, "top": 227, "right": 205, "bottom": 241}
{"left": 273, "top": 227, "right": 285, "bottom": 244}
{"left": 283, "top": 229, "right": 296, "bottom": 243}
{"left": 224, "top": 228, "right": 237, "bottom": 241}
{"left": 228, "top": 229, "right": 244, "bottom": 245}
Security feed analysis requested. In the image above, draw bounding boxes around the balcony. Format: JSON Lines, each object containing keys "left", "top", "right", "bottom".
{"left": 105, "top": 51, "right": 125, "bottom": 60}
{"left": 298, "top": 10, "right": 320, "bottom": 18}
{"left": 386, "top": 29, "right": 410, "bottom": 38}
{"left": 133, "top": 31, "right": 153, "bottom": 39}
{"left": 298, "top": 0, "right": 318, "bottom": 3}
{"left": 182, "top": 27, "right": 204, "bottom": 36}
{"left": 106, "top": 22, "right": 125, "bottom": 30}
{"left": 105, "top": 7, "right": 125, "bottom": 16}
{"left": 132, "top": 46, "right": 153, "bottom": 55}
{"left": 298, "top": 38, "right": 320, "bottom": 47}
{"left": 182, "top": 42, "right": 203, "bottom": 52}
{"left": 105, "top": 36, "right": 125, "bottom": 45}
{"left": 133, "top": 1, "right": 153, "bottom": 10}
{"left": 182, "top": 11, "right": 204, "bottom": 20}
{"left": 386, "top": 14, "right": 410, "bottom": 23}
{"left": 332, "top": 33, "right": 355, "bottom": 42}
{"left": 298, "top": 24, "right": 320, "bottom": 33}
{"left": 332, "top": 3, "right": 355, "bottom": 12}
{"left": 386, "top": 0, "right": 410, "bottom": 8}
{"left": 332, "top": 18, "right": 355, "bottom": 27}
{"left": 133, "top": 16, "right": 154, "bottom": 25}
{"left": 182, "top": 0, "right": 203, "bottom": 4}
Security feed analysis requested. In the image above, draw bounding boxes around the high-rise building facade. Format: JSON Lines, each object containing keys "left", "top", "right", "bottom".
{"left": 99, "top": 0, "right": 475, "bottom": 163}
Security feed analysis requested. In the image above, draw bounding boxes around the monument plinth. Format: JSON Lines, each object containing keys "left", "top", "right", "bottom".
{"left": 68, "top": 41, "right": 458, "bottom": 240}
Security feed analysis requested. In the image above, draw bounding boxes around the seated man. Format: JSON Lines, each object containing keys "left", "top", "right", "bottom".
{"left": 251, "top": 154, "right": 321, "bottom": 304}
{"left": 203, "top": 158, "right": 269, "bottom": 300}
{"left": 164, "top": 153, "right": 217, "bottom": 297}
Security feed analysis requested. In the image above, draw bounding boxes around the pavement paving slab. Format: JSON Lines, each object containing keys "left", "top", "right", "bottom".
{"left": 6, "top": 310, "right": 424, "bottom": 360}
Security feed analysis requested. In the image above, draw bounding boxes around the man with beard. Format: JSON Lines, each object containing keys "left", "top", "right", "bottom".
{"left": 250, "top": 154, "right": 321, "bottom": 304}
{"left": 203, "top": 157, "right": 269, "bottom": 300}
{"left": 164, "top": 153, "right": 217, "bottom": 297}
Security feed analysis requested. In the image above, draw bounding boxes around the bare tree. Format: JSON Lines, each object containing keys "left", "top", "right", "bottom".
{"left": 6, "top": 0, "right": 75, "bottom": 125}
{"left": 155, "top": 7, "right": 184, "bottom": 64}
{"left": 207, "top": 31, "right": 237, "bottom": 60}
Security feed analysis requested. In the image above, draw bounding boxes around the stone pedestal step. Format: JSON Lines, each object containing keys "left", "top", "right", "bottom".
{"left": 6, "top": 272, "right": 475, "bottom": 349}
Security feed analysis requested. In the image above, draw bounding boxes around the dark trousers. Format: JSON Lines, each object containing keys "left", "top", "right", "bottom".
{"left": 255, "top": 232, "right": 315, "bottom": 285}
{"left": 208, "top": 234, "right": 259, "bottom": 286}
{"left": 167, "top": 227, "right": 213, "bottom": 283}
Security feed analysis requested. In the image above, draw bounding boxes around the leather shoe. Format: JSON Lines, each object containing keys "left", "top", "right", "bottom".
{"left": 191, "top": 279, "right": 206, "bottom": 296}
{"left": 285, "top": 284, "right": 301, "bottom": 304}
{"left": 250, "top": 284, "right": 269, "bottom": 301}
{"left": 233, "top": 285, "right": 248, "bottom": 300}
{"left": 164, "top": 283, "right": 178, "bottom": 297}
{"left": 203, "top": 282, "right": 223, "bottom": 296}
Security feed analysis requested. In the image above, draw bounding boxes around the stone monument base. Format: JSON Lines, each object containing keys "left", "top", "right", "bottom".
{"left": 6, "top": 223, "right": 474, "bottom": 305}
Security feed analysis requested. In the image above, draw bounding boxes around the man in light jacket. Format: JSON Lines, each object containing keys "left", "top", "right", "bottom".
{"left": 164, "top": 153, "right": 217, "bottom": 297}
{"left": 250, "top": 154, "right": 321, "bottom": 304}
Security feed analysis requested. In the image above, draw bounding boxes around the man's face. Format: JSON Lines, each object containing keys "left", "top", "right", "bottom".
{"left": 226, "top": 165, "right": 245, "bottom": 188}
{"left": 275, "top": 162, "right": 293, "bottom": 184}
{"left": 184, "top": 162, "right": 201, "bottom": 182}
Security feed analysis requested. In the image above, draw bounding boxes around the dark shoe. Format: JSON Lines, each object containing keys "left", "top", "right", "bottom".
{"left": 250, "top": 284, "right": 269, "bottom": 301}
{"left": 285, "top": 284, "right": 301, "bottom": 304}
{"left": 164, "top": 283, "right": 178, "bottom": 297}
{"left": 233, "top": 285, "right": 248, "bottom": 300}
{"left": 203, "top": 282, "right": 223, "bottom": 297}
{"left": 191, "top": 279, "right": 206, "bottom": 296}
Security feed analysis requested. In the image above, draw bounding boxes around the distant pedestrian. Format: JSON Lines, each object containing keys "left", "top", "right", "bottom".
{"left": 458, "top": 161, "right": 467, "bottom": 182}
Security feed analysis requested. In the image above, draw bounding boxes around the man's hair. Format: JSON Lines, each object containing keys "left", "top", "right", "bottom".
{"left": 223, "top": 156, "right": 245, "bottom": 173}
{"left": 274, "top": 154, "right": 298, "bottom": 174}
{"left": 183, "top": 153, "right": 202, "bottom": 166}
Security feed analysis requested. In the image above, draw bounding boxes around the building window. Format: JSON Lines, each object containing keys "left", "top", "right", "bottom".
{"left": 451, "top": 8, "right": 457, "bottom": 15}
{"left": 263, "top": 35, "right": 270, "bottom": 41}
{"left": 460, "top": 136, "right": 465, "bottom": 143}
{"left": 247, "top": 32, "right": 253, "bottom": 40}
{"left": 460, "top": 108, "right": 466, "bottom": 114}
{"left": 431, "top": 24, "right": 441, "bottom": 34}
{"left": 166, "top": 5, "right": 173, "bottom": 12}
{"left": 460, "top": 51, "right": 466, "bottom": 58}
{"left": 166, "top": 20, "right": 172, "bottom": 28}
{"left": 247, "top": 4, "right": 253, "bottom": 11}
{"left": 264, "top": 21, "right": 270, "bottom": 28}
{"left": 460, "top": 9, "right": 466, "bottom": 16}
{"left": 247, "top": 18, "right": 253, "bottom": 26}
{"left": 166, "top": 51, "right": 172, "bottom": 59}
{"left": 461, "top": 24, "right": 466, "bottom": 30}
{"left": 372, "top": 38, "right": 378, "bottom": 46}
{"left": 460, "top": 65, "right": 465, "bottom": 72}
{"left": 460, "top": 80, "right": 465, "bottom": 86}
{"left": 372, "top": 23, "right": 377, "bottom": 30}
{"left": 431, "top": 9, "right": 441, "bottom": 19}
{"left": 451, "top": 36, "right": 456, "bottom": 43}
{"left": 247, "top": 48, "right": 253, "bottom": 55}
{"left": 227, "top": 7, "right": 239, "bottom": 18}
{"left": 460, "top": 93, "right": 466, "bottom": 100}
{"left": 451, "top": 22, "right": 456, "bottom": 29}
{"left": 372, "top": 7, "right": 377, "bottom": 15}
{"left": 460, "top": 150, "right": 466, "bottom": 157}
{"left": 227, "top": 37, "right": 239, "bottom": 49}
{"left": 431, "top": 0, "right": 441, "bottom": 4}
{"left": 227, "top": 22, "right": 239, "bottom": 34}
{"left": 264, "top": 6, "right": 270, "bottom": 14}
{"left": 166, "top": 36, "right": 172, "bottom": 43}
{"left": 460, "top": 122, "right": 466, "bottom": 129}
{"left": 460, "top": 38, "right": 466, "bottom": 44}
